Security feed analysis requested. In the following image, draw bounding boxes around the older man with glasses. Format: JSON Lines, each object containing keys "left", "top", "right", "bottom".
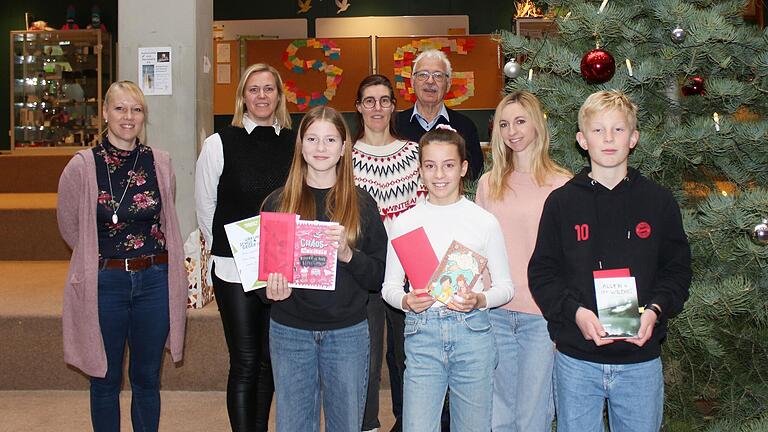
{"left": 396, "top": 49, "right": 484, "bottom": 180}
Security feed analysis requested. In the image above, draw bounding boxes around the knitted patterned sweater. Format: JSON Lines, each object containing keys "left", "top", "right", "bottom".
{"left": 352, "top": 139, "right": 427, "bottom": 233}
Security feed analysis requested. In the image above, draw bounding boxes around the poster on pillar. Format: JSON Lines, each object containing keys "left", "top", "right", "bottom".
{"left": 375, "top": 36, "right": 503, "bottom": 110}
{"left": 244, "top": 37, "right": 372, "bottom": 112}
{"left": 138, "top": 47, "right": 173, "bottom": 96}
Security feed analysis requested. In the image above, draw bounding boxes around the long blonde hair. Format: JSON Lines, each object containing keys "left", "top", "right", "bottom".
{"left": 231, "top": 63, "right": 291, "bottom": 129}
{"left": 487, "top": 91, "right": 570, "bottom": 200}
{"left": 278, "top": 106, "right": 360, "bottom": 247}
{"left": 103, "top": 80, "right": 148, "bottom": 144}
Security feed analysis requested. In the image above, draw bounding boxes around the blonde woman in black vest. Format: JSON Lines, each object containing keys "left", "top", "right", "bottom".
{"left": 195, "top": 63, "right": 295, "bottom": 431}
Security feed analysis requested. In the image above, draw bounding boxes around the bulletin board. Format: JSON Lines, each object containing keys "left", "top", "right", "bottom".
{"left": 375, "top": 35, "right": 503, "bottom": 110}
{"left": 213, "top": 40, "right": 240, "bottom": 115}
{"left": 242, "top": 37, "right": 372, "bottom": 113}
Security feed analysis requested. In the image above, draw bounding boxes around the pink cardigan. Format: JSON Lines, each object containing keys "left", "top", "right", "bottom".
{"left": 57, "top": 148, "right": 187, "bottom": 378}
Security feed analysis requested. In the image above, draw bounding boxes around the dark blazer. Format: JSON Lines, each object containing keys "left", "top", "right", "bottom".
{"left": 396, "top": 106, "right": 484, "bottom": 180}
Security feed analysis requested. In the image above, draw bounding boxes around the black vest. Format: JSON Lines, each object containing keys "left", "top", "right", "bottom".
{"left": 211, "top": 125, "right": 295, "bottom": 256}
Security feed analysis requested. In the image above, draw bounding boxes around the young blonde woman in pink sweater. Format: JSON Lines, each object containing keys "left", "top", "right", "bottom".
{"left": 475, "top": 91, "right": 571, "bottom": 431}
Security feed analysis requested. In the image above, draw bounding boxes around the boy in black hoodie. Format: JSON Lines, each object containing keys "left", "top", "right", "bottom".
{"left": 528, "top": 90, "right": 691, "bottom": 432}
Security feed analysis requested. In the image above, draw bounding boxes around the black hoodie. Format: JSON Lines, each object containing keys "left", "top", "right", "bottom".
{"left": 528, "top": 167, "right": 691, "bottom": 364}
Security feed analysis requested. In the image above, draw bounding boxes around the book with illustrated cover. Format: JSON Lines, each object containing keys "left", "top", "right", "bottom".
{"left": 427, "top": 240, "right": 488, "bottom": 306}
{"left": 291, "top": 220, "right": 339, "bottom": 290}
{"left": 224, "top": 215, "right": 267, "bottom": 292}
{"left": 258, "top": 212, "right": 298, "bottom": 282}
{"left": 391, "top": 227, "right": 439, "bottom": 297}
{"left": 593, "top": 268, "right": 641, "bottom": 339}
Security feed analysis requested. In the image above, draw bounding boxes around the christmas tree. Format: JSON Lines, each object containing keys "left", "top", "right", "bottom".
{"left": 498, "top": 0, "right": 768, "bottom": 430}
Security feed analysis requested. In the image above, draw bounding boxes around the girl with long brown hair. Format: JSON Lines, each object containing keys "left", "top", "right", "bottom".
{"left": 261, "top": 105, "right": 388, "bottom": 432}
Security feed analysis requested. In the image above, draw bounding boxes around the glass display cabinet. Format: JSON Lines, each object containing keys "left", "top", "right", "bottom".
{"left": 10, "top": 29, "right": 112, "bottom": 149}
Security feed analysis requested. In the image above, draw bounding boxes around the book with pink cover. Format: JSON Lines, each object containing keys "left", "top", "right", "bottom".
{"left": 258, "top": 212, "right": 298, "bottom": 282}
{"left": 427, "top": 240, "right": 488, "bottom": 306}
{"left": 291, "top": 220, "right": 339, "bottom": 290}
{"left": 391, "top": 227, "right": 438, "bottom": 296}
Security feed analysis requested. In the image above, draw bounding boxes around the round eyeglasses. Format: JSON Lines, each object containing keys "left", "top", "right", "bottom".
{"left": 413, "top": 71, "right": 449, "bottom": 82}
{"left": 360, "top": 96, "right": 393, "bottom": 110}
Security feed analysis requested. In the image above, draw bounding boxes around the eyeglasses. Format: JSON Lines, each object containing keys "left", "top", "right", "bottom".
{"left": 360, "top": 96, "right": 393, "bottom": 110}
{"left": 413, "top": 71, "right": 449, "bottom": 82}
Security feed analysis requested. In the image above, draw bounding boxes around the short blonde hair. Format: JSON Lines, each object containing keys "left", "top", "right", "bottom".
{"left": 578, "top": 90, "right": 638, "bottom": 133}
{"left": 232, "top": 63, "right": 291, "bottom": 129}
{"left": 104, "top": 80, "right": 148, "bottom": 144}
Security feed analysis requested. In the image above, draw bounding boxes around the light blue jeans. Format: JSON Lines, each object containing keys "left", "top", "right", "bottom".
{"left": 554, "top": 351, "right": 663, "bottom": 432}
{"left": 269, "top": 319, "right": 369, "bottom": 432}
{"left": 403, "top": 308, "right": 496, "bottom": 432}
{"left": 490, "top": 309, "right": 554, "bottom": 432}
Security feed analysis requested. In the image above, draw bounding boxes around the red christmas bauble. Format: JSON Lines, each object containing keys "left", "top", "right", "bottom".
{"left": 682, "top": 76, "right": 705, "bottom": 96}
{"left": 580, "top": 48, "right": 616, "bottom": 84}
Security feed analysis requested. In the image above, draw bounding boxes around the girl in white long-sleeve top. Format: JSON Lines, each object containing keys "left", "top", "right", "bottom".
{"left": 381, "top": 125, "right": 514, "bottom": 432}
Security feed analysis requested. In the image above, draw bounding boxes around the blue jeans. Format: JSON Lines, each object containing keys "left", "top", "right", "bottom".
{"left": 403, "top": 308, "right": 496, "bottom": 432}
{"left": 270, "top": 319, "right": 369, "bottom": 432}
{"left": 490, "top": 309, "right": 554, "bottom": 432}
{"left": 554, "top": 351, "right": 663, "bottom": 432}
{"left": 91, "top": 264, "right": 170, "bottom": 432}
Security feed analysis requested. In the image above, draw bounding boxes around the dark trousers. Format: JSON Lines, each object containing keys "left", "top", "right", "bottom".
{"left": 385, "top": 304, "right": 406, "bottom": 427}
{"left": 213, "top": 267, "right": 274, "bottom": 432}
{"left": 91, "top": 264, "right": 170, "bottom": 432}
{"left": 362, "top": 293, "right": 387, "bottom": 430}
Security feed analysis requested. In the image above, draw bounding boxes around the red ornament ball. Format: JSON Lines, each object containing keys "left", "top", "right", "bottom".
{"left": 682, "top": 76, "right": 705, "bottom": 96}
{"left": 580, "top": 48, "right": 616, "bottom": 84}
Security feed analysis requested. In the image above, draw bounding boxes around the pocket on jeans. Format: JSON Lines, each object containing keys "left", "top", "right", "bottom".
{"left": 403, "top": 314, "right": 422, "bottom": 337}
{"left": 463, "top": 311, "right": 492, "bottom": 333}
{"left": 150, "top": 263, "right": 169, "bottom": 274}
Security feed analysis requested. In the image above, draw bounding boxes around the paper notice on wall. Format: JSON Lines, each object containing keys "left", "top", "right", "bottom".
{"left": 138, "top": 47, "right": 172, "bottom": 96}
{"left": 217, "top": 64, "right": 231, "bottom": 84}
{"left": 216, "top": 43, "right": 231, "bottom": 63}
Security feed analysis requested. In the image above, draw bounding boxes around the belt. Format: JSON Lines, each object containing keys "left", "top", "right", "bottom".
{"left": 100, "top": 251, "right": 169, "bottom": 271}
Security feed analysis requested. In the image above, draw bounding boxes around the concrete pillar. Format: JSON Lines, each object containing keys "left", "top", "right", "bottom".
{"left": 118, "top": 0, "right": 213, "bottom": 238}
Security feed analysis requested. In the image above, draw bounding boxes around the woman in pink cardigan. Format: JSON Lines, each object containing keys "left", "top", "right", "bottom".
{"left": 57, "top": 80, "right": 186, "bottom": 432}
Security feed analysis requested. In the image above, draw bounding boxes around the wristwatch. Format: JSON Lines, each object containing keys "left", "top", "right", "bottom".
{"left": 643, "top": 303, "right": 662, "bottom": 325}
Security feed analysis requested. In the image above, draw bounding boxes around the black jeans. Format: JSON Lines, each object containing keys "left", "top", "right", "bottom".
{"left": 213, "top": 266, "right": 274, "bottom": 432}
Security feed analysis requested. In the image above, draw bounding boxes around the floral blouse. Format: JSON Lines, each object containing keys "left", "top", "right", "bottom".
{"left": 93, "top": 139, "right": 166, "bottom": 259}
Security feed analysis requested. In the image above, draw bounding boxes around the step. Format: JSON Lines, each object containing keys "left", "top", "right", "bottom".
{"left": 0, "top": 194, "right": 71, "bottom": 260}
{"left": 0, "top": 148, "right": 76, "bottom": 193}
{"left": 1, "top": 261, "right": 392, "bottom": 394}
{"left": 0, "top": 261, "right": 226, "bottom": 391}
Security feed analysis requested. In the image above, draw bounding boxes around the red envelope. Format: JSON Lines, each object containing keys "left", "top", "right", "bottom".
{"left": 391, "top": 227, "right": 439, "bottom": 296}
{"left": 259, "top": 212, "right": 297, "bottom": 282}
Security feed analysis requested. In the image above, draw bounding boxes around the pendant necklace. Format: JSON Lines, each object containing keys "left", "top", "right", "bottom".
{"left": 105, "top": 144, "right": 140, "bottom": 224}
